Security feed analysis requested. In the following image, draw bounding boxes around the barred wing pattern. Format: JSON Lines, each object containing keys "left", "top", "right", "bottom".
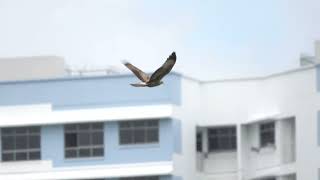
{"left": 123, "top": 61, "right": 150, "bottom": 82}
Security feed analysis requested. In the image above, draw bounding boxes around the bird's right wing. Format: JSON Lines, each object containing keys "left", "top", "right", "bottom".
{"left": 122, "top": 61, "right": 150, "bottom": 82}
{"left": 149, "top": 52, "right": 176, "bottom": 82}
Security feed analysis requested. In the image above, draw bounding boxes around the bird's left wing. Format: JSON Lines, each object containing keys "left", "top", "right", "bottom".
{"left": 122, "top": 61, "right": 150, "bottom": 82}
{"left": 149, "top": 52, "right": 176, "bottom": 82}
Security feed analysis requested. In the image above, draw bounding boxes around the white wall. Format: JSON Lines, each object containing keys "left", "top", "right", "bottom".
{"left": 173, "top": 77, "right": 202, "bottom": 180}
{"left": 193, "top": 66, "right": 320, "bottom": 180}
{"left": 203, "top": 152, "right": 238, "bottom": 174}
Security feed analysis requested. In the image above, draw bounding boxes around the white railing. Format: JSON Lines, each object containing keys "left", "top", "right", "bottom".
{"left": 65, "top": 68, "right": 122, "bottom": 76}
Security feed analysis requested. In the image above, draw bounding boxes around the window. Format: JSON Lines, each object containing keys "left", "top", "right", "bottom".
{"left": 64, "top": 123, "right": 104, "bottom": 158}
{"left": 196, "top": 132, "right": 202, "bottom": 152}
{"left": 119, "top": 120, "right": 159, "bottom": 145}
{"left": 208, "top": 127, "right": 236, "bottom": 152}
{"left": 120, "top": 176, "right": 159, "bottom": 180}
{"left": 260, "top": 122, "right": 275, "bottom": 147}
{"left": 1, "top": 126, "right": 41, "bottom": 162}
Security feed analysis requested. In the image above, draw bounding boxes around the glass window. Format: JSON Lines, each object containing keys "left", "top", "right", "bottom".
{"left": 260, "top": 122, "right": 275, "bottom": 147}
{"left": 64, "top": 123, "right": 104, "bottom": 158}
{"left": 208, "top": 127, "right": 236, "bottom": 152}
{"left": 119, "top": 120, "right": 159, "bottom": 145}
{"left": 1, "top": 126, "right": 41, "bottom": 162}
{"left": 196, "top": 132, "right": 202, "bottom": 152}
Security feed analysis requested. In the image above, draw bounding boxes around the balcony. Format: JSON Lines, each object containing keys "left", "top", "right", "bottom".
{"left": 196, "top": 117, "right": 296, "bottom": 180}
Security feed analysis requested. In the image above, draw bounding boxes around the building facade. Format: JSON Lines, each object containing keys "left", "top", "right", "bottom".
{"left": 0, "top": 61, "right": 320, "bottom": 180}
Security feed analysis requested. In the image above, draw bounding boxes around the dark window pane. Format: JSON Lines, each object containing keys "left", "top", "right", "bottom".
{"left": 79, "top": 132, "right": 90, "bottom": 146}
{"left": 79, "top": 148, "right": 90, "bottom": 157}
{"left": 2, "top": 136, "right": 14, "bottom": 150}
{"left": 120, "top": 122, "right": 131, "bottom": 128}
{"left": 196, "top": 133, "right": 202, "bottom": 152}
{"left": 220, "top": 137, "right": 230, "bottom": 149}
{"left": 92, "top": 132, "right": 103, "bottom": 145}
{"left": 2, "top": 128, "right": 14, "bottom": 135}
{"left": 260, "top": 122, "right": 275, "bottom": 147}
{"left": 92, "top": 123, "right": 103, "bottom": 130}
{"left": 120, "top": 129, "right": 132, "bottom": 144}
{"left": 16, "top": 152, "right": 27, "bottom": 161}
{"left": 2, "top": 153, "right": 14, "bottom": 161}
{"left": 209, "top": 137, "right": 219, "bottom": 150}
{"left": 119, "top": 120, "right": 159, "bottom": 145}
{"left": 92, "top": 148, "right": 104, "bottom": 157}
{"left": 134, "top": 121, "right": 145, "bottom": 128}
{"left": 65, "top": 149, "right": 77, "bottom": 158}
{"left": 65, "top": 133, "right": 77, "bottom": 147}
{"left": 16, "top": 136, "right": 27, "bottom": 149}
{"left": 64, "top": 123, "right": 104, "bottom": 159}
{"left": 147, "top": 120, "right": 158, "bottom": 127}
{"left": 134, "top": 129, "right": 145, "bottom": 143}
{"left": 29, "top": 136, "right": 40, "bottom": 149}
{"left": 29, "top": 127, "right": 40, "bottom": 134}
{"left": 231, "top": 137, "right": 237, "bottom": 149}
{"left": 208, "top": 127, "right": 236, "bottom": 151}
{"left": 16, "top": 127, "right": 27, "bottom": 134}
{"left": 65, "top": 124, "right": 77, "bottom": 131}
{"left": 1, "top": 126, "right": 41, "bottom": 162}
{"left": 79, "top": 124, "right": 90, "bottom": 130}
{"left": 29, "top": 151, "right": 40, "bottom": 160}
{"left": 146, "top": 129, "right": 158, "bottom": 142}
{"left": 208, "top": 129, "right": 217, "bottom": 136}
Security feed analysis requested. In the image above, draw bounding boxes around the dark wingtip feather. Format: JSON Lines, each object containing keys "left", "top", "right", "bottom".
{"left": 170, "top": 52, "right": 176, "bottom": 59}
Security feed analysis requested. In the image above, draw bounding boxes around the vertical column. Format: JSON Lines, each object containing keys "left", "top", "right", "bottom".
{"left": 275, "top": 119, "right": 284, "bottom": 164}
{"left": 202, "top": 128, "right": 208, "bottom": 155}
{"left": 315, "top": 40, "right": 320, "bottom": 61}
{"left": 237, "top": 124, "right": 243, "bottom": 180}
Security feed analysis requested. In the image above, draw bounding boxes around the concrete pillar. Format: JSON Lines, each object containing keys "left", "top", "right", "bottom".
{"left": 315, "top": 40, "right": 320, "bottom": 61}
{"left": 237, "top": 124, "right": 243, "bottom": 180}
{"left": 275, "top": 120, "right": 284, "bottom": 164}
{"left": 202, "top": 128, "right": 208, "bottom": 155}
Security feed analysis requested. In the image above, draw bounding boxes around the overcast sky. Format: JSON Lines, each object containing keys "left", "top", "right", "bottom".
{"left": 0, "top": 0, "right": 319, "bottom": 80}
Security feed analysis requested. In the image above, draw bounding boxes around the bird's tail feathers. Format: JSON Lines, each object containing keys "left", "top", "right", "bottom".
{"left": 130, "top": 83, "right": 147, "bottom": 87}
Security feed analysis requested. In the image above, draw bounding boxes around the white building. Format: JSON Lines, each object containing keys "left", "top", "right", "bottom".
{"left": 0, "top": 43, "right": 319, "bottom": 180}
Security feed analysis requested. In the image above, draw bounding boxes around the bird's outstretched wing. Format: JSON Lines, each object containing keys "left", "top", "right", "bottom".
{"left": 149, "top": 52, "right": 176, "bottom": 82}
{"left": 122, "top": 61, "right": 150, "bottom": 82}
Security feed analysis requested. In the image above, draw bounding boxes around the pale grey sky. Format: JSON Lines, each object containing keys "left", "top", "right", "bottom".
{"left": 0, "top": 0, "right": 319, "bottom": 80}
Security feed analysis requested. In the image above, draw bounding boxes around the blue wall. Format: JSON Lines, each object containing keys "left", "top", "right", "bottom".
{"left": 172, "top": 119, "right": 182, "bottom": 154}
{"left": 0, "top": 73, "right": 181, "bottom": 109}
{"left": 41, "top": 119, "right": 174, "bottom": 167}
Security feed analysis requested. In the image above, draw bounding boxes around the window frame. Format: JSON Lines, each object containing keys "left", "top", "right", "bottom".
{"left": 196, "top": 132, "right": 202, "bottom": 152}
{"left": 259, "top": 121, "right": 275, "bottom": 148}
{"left": 64, "top": 122, "right": 104, "bottom": 159}
{"left": 119, "top": 120, "right": 159, "bottom": 145}
{"left": 1, "top": 126, "right": 41, "bottom": 162}
{"left": 207, "top": 126, "right": 237, "bottom": 152}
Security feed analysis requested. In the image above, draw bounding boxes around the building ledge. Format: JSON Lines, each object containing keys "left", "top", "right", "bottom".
{"left": 245, "top": 162, "right": 296, "bottom": 179}
{"left": 0, "top": 161, "right": 173, "bottom": 180}
{"left": 0, "top": 104, "right": 175, "bottom": 127}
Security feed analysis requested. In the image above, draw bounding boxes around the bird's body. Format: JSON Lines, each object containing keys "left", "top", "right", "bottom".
{"left": 123, "top": 52, "right": 176, "bottom": 87}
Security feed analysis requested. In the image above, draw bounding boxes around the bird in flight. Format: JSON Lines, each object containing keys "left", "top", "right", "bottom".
{"left": 123, "top": 52, "right": 176, "bottom": 87}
